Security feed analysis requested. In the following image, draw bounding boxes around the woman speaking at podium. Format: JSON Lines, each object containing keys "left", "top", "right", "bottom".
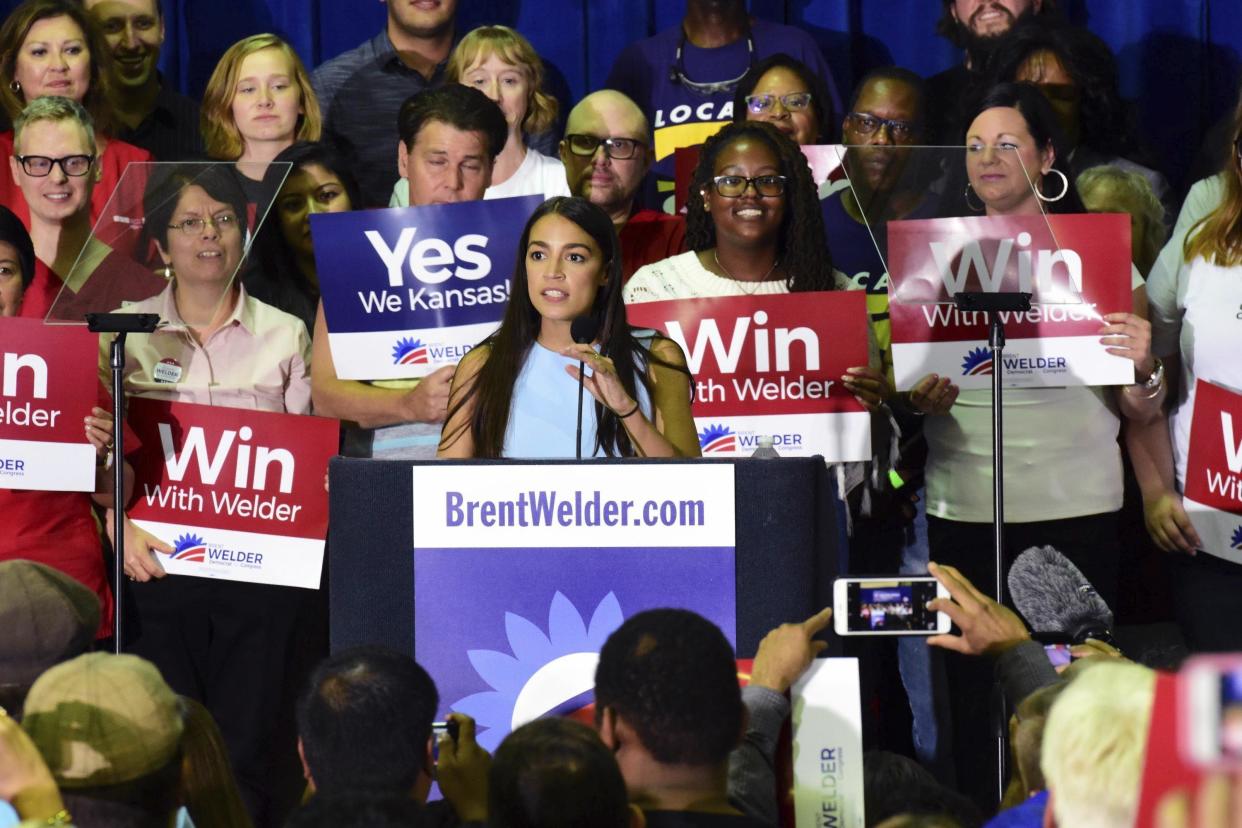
{"left": 437, "top": 196, "right": 699, "bottom": 458}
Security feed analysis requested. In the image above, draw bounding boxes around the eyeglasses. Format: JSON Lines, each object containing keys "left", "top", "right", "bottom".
{"left": 565, "top": 134, "right": 646, "bottom": 160}
{"left": 710, "top": 174, "right": 787, "bottom": 198}
{"left": 167, "top": 212, "right": 240, "bottom": 236}
{"left": 846, "top": 112, "right": 918, "bottom": 143}
{"left": 15, "top": 154, "right": 95, "bottom": 177}
{"left": 745, "top": 92, "right": 813, "bottom": 115}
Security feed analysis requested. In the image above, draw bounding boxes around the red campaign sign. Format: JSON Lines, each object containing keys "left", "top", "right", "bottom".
{"left": 1184, "top": 380, "right": 1242, "bottom": 515}
{"left": 1179, "top": 380, "right": 1242, "bottom": 562}
{"left": 626, "top": 291, "right": 868, "bottom": 418}
{"left": 126, "top": 398, "right": 338, "bottom": 539}
{"left": 0, "top": 318, "right": 99, "bottom": 491}
{"left": 886, "top": 213, "right": 1135, "bottom": 389}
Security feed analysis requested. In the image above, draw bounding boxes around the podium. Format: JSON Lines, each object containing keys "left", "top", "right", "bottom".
{"left": 327, "top": 457, "right": 842, "bottom": 658}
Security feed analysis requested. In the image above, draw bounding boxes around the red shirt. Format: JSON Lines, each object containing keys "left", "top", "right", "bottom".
{"left": 619, "top": 209, "right": 686, "bottom": 281}
{"left": 0, "top": 131, "right": 152, "bottom": 258}
{"left": 0, "top": 383, "right": 139, "bottom": 638}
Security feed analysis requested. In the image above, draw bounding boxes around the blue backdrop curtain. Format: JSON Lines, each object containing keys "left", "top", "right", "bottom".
{"left": 5, "top": 0, "right": 1235, "bottom": 191}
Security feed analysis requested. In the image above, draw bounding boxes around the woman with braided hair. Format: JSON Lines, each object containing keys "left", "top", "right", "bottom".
{"left": 624, "top": 120, "right": 842, "bottom": 301}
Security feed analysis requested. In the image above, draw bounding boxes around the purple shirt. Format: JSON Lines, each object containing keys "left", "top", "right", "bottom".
{"left": 605, "top": 18, "right": 841, "bottom": 189}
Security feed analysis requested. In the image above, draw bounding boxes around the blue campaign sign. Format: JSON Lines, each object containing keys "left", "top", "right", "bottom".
{"left": 312, "top": 195, "right": 543, "bottom": 380}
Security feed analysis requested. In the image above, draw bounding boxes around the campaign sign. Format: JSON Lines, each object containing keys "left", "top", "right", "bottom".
{"left": 627, "top": 292, "right": 871, "bottom": 461}
{"left": 792, "top": 659, "right": 865, "bottom": 828}
{"left": 887, "top": 213, "right": 1135, "bottom": 390}
{"left": 413, "top": 463, "right": 736, "bottom": 752}
{"left": 126, "top": 399, "right": 339, "bottom": 588}
{"left": 0, "top": 318, "right": 98, "bottom": 491}
{"left": 313, "top": 195, "right": 543, "bottom": 380}
{"left": 1183, "top": 380, "right": 1242, "bottom": 564}
{"left": 673, "top": 144, "right": 847, "bottom": 214}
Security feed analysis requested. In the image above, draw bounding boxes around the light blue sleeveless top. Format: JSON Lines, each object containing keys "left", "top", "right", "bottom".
{"left": 502, "top": 341, "right": 654, "bottom": 458}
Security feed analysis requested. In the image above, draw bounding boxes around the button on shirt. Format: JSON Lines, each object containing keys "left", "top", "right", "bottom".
{"left": 313, "top": 31, "right": 446, "bottom": 208}
{"left": 115, "top": 283, "right": 312, "bottom": 415}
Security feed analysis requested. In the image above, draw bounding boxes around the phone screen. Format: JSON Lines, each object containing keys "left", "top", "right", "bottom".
{"left": 845, "top": 580, "right": 941, "bottom": 633}
{"left": 1220, "top": 670, "right": 1242, "bottom": 759}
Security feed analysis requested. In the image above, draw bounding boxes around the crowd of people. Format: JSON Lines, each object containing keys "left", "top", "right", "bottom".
{"left": 2, "top": 0, "right": 1241, "bottom": 825}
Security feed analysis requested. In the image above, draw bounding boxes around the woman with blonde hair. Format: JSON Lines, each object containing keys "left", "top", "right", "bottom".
{"left": 0, "top": 0, "right": 151, "bottom": 229}
{"left": 1130, "top": 84, "right": 1242, "bottom": 653}
{"left": 200, "top": 34, "right": 321, "bottom": 186}
{"left": 390, "top": 25, "right": 568, "bottom": 206}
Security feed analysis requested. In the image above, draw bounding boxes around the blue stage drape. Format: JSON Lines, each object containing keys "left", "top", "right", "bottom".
{"left": 1, "top": 0, "right": 1236, "bottom": 190}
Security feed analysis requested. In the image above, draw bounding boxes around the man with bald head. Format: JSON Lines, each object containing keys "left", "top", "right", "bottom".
{"left": 560, "top": 90, "right": 684, "bottom": 279}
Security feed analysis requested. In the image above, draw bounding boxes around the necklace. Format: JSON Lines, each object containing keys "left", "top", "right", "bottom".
{"left": 713, "top": 249, "right": 779, "bottom": 295}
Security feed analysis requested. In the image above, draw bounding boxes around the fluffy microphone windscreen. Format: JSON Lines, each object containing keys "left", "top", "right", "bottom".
{"left": 1007, "top": 545, "right": 1114, "bottom": 635}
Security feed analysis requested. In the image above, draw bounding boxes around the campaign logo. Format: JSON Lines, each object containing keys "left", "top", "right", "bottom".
{"left": 170, "top": 533, "right": 206, "bottom": 562}
{"left": 961, "top": 346, "right": 993, "bottom": 376}
{"left": 698, "top": 424, "right": 737, "bottom": 454}
{"left": 392, "top": 337, "right": 429, "bottom": 366}
{"left": 450, "top": 592, "right": 623, "bottom": 752}
{"left": 1232, "top": 526, "right": 1242, "bottom": 550}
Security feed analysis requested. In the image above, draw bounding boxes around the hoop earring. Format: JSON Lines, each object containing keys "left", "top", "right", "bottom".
{"left": 8, "top": 80, "right": 19, "bottom": 94}
{"left": 1036, "top": 168, "right": 1069, "bottom": 202}
{"left": 964, "top": 183, "right": 985, "bottom": 213}
{"left": 156, "top": 265, "right": 175, "bottom": 281}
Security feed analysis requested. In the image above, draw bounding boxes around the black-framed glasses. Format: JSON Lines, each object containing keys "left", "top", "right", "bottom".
{"left": 565, "top": 134, "right": 646, "bottom": 160}
{"left": 745, "top": 92, "right": 813, "bottom": 115}
{"left": 846, "top": 112, "right": 918, "bottom": 142}
{"left": 15, "top": 154, "right": 94, "bottom": 177}
{"left": 710, "top": 174, "right": 787, "bottom": 198}
{"left": 167, "top": 212, "right": 240, "bottom": 236}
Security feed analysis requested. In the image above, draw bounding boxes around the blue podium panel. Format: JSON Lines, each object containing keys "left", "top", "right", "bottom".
{"left": 327, "top": 457, "right": 841, "bottom": 659}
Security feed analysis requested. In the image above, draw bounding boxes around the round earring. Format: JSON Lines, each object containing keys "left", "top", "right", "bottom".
{"left": 1036, "top": 168, "right": 1070, "bottom": 202}
{"left": 156, "top": 265, "right": 175, "bottom": 281}
{"left": 963, "top": 183, "right": 985, "bottom": 213}
{"left": 8, "top": 80, "right": 19, "bottom": 94}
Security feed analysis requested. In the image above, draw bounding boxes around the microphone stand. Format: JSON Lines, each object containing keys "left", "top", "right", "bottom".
{"left": 951, "top": 290, "right": 1031, "bottom": 804}
{"left": 86, "top": 312, "right": 161, "bottom": 653}
{"left": 575, "top": 361, "right": 586, "bottom": 461}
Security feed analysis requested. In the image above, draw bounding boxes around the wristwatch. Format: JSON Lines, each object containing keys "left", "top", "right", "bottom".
{"left": 1139, "top": 357, "right": 1164, "bottom": 389}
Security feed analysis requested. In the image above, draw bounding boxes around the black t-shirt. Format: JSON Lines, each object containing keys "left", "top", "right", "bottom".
{"left": 643, "top": 810, "right": 771, "bottom": 828}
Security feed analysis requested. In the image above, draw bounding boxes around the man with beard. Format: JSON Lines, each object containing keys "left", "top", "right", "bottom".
{"left": 604, "top": 0, "right": 839, "bottom": 209}
{"left": 927, "top": 0, "right": 1059, "bottom": 143}
{"left": 83, "top": 0, "right": 203, "bottom": 160}
{"left": 313, "top": 0, "right": 457, "bottom": 207}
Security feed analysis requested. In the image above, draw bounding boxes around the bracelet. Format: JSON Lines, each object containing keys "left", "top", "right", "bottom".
{"left": 1124, "top": 379, "right": 1164, "bottom": 400}
{"left": 614, "top": 402, "right": 640, "bottom": 419}
{"left": 46, "top": 810, "right": 71, "bottom": 826}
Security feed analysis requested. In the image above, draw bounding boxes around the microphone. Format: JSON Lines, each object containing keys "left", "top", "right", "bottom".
{"left": 1007, "top": 545, "right": 1116, "bottom": 647}
{"left": 571, "top": 315, "right": 600, "bottom": 461}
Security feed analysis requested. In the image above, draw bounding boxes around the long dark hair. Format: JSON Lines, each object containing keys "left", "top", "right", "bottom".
{"left": 732, "top": 53, "right": 836, "bottom": 143}
{"left": 685, "top": 121, "right": 837, "bottom": 291}
{"left": 987, "top": 20, "right": 1138, "bottom": 158}
{"left": 963, "top": 81, "right": 1085, "bottom": 215}
{"left": 247, "top": 141, "right": 360, "bottom": 329}
{"left": 443, "top": 197, "right": 685, "bottom": 458}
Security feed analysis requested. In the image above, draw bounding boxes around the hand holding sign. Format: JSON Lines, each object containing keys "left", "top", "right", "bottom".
{"left": 400, "top": 365, "right": 455, "bottom": 424}
{"left": 106, "top": 509, "right": 168, "bottom": 582}
{"left": 1099, "top": 312, "right": 1155, "bottom": 380}
{"left": 84, "top": 407, "right": 114, "bottom": 458}
{"left": 907, "top": 373, "right": 960, "bottom": 415}
{"left": 841, "top": 366, "right": 893, "bottom": 413}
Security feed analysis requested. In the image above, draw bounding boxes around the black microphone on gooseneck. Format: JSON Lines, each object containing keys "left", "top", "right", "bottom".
{"left": 571, "top": 315, "right": 601, "bottom": 461}
{"left": 1007, "top": 545, "right": 1116, "bottom": 647}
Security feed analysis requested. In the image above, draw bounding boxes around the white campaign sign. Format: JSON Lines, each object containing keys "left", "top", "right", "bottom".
{"left": 792, "top": 658, "right": 865, "bottom": 828}
{"left": 412, "top": 463, "right": 736, "bottom": 549}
